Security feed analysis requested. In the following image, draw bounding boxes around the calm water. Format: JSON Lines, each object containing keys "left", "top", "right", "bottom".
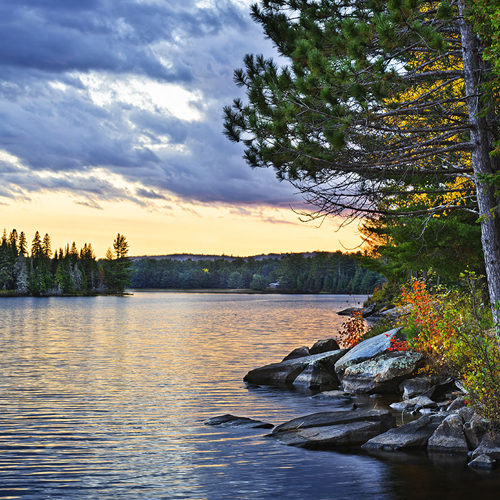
{"left": 1, "top": 292, "right": 500, "bottom": 500}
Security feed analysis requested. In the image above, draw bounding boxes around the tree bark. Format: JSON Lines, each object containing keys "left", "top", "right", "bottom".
{"left": 459, "top": 0, "right": 500, "bottom": 325}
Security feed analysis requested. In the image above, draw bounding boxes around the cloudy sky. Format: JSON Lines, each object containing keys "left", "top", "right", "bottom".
{"left": 0, "top": 0, "right": 361, "bottom": 256}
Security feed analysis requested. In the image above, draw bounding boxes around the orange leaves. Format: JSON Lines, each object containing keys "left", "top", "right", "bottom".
{"left": 338, "top": 309, "right": 365, "bottom": 348}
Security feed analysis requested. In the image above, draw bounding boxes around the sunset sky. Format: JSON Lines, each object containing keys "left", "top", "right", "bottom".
{"left": 0, "top": 0, "right": 362, "bottom": 257}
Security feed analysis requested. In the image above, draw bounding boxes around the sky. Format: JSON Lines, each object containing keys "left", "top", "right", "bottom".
{"left": 0, "top": 0, "right": 362, "bottom": 257}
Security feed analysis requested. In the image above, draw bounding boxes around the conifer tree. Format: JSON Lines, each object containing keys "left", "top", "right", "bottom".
{"left": 224, "top": 0, "right": 500, "bottom": 321}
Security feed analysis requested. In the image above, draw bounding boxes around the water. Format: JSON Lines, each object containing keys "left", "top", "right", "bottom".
{"left": 1, "top": 292, "right": 500, "bottom": 499}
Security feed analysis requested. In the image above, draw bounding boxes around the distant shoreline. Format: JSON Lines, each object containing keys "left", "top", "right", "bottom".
{"left": 128, "top": 288, "right": 369, "bottom": 297}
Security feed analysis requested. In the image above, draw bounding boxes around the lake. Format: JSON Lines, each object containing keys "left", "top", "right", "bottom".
{"left": 1, "top": 292, "right": 500, "bottom": 499}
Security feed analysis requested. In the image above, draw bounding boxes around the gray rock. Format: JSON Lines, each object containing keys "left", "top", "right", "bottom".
{"left": 204, "top": 414, "right": 273, "bottom": 429}
{"left": 464, "top": 415, "right": 489, "bottom": 449}
{"left": 244, "top": 349, "right": 347, "bottom": 388}
{"left": 468, "top": 454, "right": 495, "bottom": 470}
{"left": 341, "top": 352, "right": 424, "bottom": 394}
{"left": 311, "top": 390, "right": 351, "bottom": 400}
{"left": 309, "top": 338, "right": 340, "bottom": 355}
{"left": 334, "top": 328, "right": 403, "bottom": 376}
{"left": 361, "top": 414, "right": 446, "bottom": 451}
{"left": 282, "top": 346, "right": 310, "bottom": 361}
{"left": 292, "top": 361, "right": 338, "bottom": 390}
{"left": 391, "top": 396, "right": 437, "bottom": 412}
{"left": 270, "top": 409, "right": 396, "bottom": 449}
{"left": 428, "top": 414, "right": 469, "bottom": 453}
{"left": 337, "top": 307, "right": 362, "bottom": 316}
{"left": 447, "top": 397, "right": 467, "bottom": 411}
{"left": 400, "top": 376, "right": 443, "bottom": 400}
{"left": 472, "top": 432, "right": 500, "bottom": 460}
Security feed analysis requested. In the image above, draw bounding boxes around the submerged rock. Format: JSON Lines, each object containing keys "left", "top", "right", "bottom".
{"left": 204, "top": 414, "right": 273, "bottom": 429}
{"left": 341, "top": 352, "right": 424, "bottom": 394}
{"left": 244, "top": 349, "right": 347, "bottom": 389}
{"left": 468, "top": 454, "right": 495, "bottom": 470}
{"left": 311, "top": 390, "right": 351, "bottom": 401}
{"left": 270, "top": 409, "right": 396, "bottom": 449}
{"left": 362, "top": 414, "right": 446, "bottom": 451}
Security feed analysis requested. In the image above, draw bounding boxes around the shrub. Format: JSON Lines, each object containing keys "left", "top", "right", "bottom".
{"left": 398, "top": 275, "right": 500, "bottom": 422}
{"left": 337, "top": 310, "right": 366, "bottom": 348}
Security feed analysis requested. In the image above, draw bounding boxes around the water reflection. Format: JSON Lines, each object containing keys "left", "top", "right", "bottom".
{"left": 0, "top": 293, "right": 499, "bottom": 499}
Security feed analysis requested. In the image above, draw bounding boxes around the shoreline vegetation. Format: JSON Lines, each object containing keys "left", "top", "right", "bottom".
{"left": 0, "top": 228, "right": 133, "bottom": 296}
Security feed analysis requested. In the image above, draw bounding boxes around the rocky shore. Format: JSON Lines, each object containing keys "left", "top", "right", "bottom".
{"left": 206, "top": 329, "right": 500, "bottom": 470}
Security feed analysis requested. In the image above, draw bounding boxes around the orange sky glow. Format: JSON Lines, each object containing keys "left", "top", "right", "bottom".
{"left": 3, "top": 192, "right": 364, "bottom": 259}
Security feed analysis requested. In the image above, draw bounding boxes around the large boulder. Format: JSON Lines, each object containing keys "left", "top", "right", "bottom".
{"left": 427, "top": 414, "right": 469, "bottom": 453}
{"left": 362, "top": 414, "right": 446, "bottom": 451}
{"left": 309, "top": 338, "right": 340, "bottom": 355}
{"left": 269, "top": 409, "right": 396, "bottom": 449}
{"left": 244, "top": 349, "right": 347, "bottom": 389}
{"left": 464, "top": 414, "right": 489, "bottom": 449}
{"left": 334, "top": 328, "right": 403, "bottom": 376}
{"left": 204, "top": 414, "right": 274, "bottom": 429}
{"left": 341, "top": 352, "right": 424, "bottom": 394}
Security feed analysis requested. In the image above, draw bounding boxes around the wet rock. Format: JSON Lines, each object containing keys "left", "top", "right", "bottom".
{"left": 270, "top": 409, "right": 396, "bottom": 449}
{"left": 361, "top": 414, "right": 446, "bottom": 451}
{"left": 390, "top": 396, "right": 437, "bottom": 412}
{"left": 472, "top": 432, "right": 500, "bottom": 460}
{"left": 428, "top": 414, "right": 469, "bottom": 453}
{"left": 468, "top": 454, "right": 495, "bottom": 470}
{"left": 311, "top": 390, "right": 351, "bottom": 401}
{"left": 292, "top": 361, "right": 338, "bottom": 390}
{"left": 334, "top": 329, "right": 403, "bottom": 377}
{"left": 282, "top": 346, "right": 310, "bottom": 361}
{"left": 341, "top": 352, "right": 424, "bottom": 394}
{"left": 309, "top": 338, "right": 340, "bottom": 355}
{"left": 244, "top": 350, "right": 347, "bottom": 388}
{"left": 204, "top": 414, "right": 273, "bottom": 429}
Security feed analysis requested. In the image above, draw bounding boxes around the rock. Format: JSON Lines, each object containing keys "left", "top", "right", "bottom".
{"left": 270, "top": 409, "right": 396, "bottom": 449}
{"left": 309, "top": 338, "right": 340, "bottom": 355}
{"left": 204, "top": 414, "right": 273, "bottom": 429}
{"left": 468, "top": 454, "right": 495, "bottom": 470}
{"left": 282, "top": 346, "right": 310, "bottom": 361}
{"left": 334, "top": 328, "right": 403, "bottom": 376}
{"left": 244, "top": 349, "right": 347, "bottom": 389}
{"left": 292, "top": 361, "right": 338, "bottom": 390}
{"left": 361, "top": 414, "right": 446, "bottom": 451}
{"left": 472, "top": 432, "right": 500, "bottom": 460}
{"left": 337, "top": 307, "right": 362, "bottom": 316}
{"left": 400, "top": 377, "right": 435, "bottom": 400}
{"left": 311, "top": 390, "right": 351, "bottom": 401}
{"left": 391, "top": 396, "right": 437, "bottom": 412}
{"left": 341, "top": 352, "right": 424, "bottom": 394}
{"left": 447, "top": 397, "right": 467, "bottom": 412}
{"left": 427, "top": 414, "right": 469, "bottom": 453}
{"left": 464, "top": 415, "right": 489, "bottom": 450}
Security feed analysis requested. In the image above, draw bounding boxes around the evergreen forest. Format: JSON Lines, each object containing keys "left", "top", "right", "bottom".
{"left": 0, "top": 229, "right": 132, "bottom": 296}
{"left": 131, "top": 252, "right": 385, "bottom": 294}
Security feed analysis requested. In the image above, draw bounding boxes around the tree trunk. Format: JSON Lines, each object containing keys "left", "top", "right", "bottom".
{"left": 459, "top": 0, "right": 500, "bottom": 325}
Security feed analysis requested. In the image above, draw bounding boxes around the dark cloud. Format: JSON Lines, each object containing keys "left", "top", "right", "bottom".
{"left": 0, "top": 0, "right": 300, "bottom": 209}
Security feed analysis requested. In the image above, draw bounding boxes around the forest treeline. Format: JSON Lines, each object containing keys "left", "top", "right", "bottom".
{"left": 0, "top": 229, "right": 132, "bottom": 295}
{"left": 131, "top": 252, "right": 385, "bottom": 294}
